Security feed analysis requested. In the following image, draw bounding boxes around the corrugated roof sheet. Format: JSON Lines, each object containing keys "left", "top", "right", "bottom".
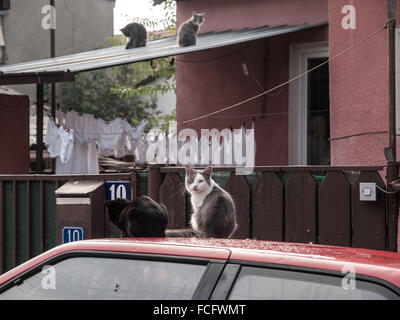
{"left": 0, "top": 23, "right": 326, "bottom": 76}
{"left": 153, "top": 0, "right": 184, "bottom": 5}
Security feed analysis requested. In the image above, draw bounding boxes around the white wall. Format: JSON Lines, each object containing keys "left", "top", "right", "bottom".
{"left": 2, "top": 0, "right": 116, "bottom": 98}
{"left": 155, "top": 77, "right": 176, "bottom": 116}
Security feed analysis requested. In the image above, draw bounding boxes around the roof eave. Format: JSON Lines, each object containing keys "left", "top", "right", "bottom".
{"left": 0, "top": 70, "right": 75, "bottom": 85}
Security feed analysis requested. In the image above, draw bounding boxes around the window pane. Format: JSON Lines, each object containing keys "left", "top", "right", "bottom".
{"left": 0, "top": 257, "right": 207, "bottom": 300}
{"left": 307, "top": 57, "right": 330, "bottom": 165}
{"left": 228, "top": 266, "right": 399, "bottom": 300}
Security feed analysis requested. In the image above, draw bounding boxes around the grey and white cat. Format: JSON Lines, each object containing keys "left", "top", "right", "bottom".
{"left": 177, "top": 12, "right": 205, "bottom": 47}
{"left": 184, "top": 165, "right": 237, "bottom": 238}
{"left": 120, "top": 22, "right": 147, "bottom": 49}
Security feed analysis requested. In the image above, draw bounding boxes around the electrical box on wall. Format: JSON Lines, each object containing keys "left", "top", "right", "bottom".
{"left": 359, "top": 183, "right": 377, "bottom": 201}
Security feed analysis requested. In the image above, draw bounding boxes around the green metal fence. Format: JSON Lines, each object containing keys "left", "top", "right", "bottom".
{"left": 0, "top": 173, "right": 136, "bottom": 274}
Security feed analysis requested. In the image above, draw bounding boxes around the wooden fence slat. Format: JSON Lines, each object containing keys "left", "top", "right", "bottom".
{"left": 285, "top": 171, "right": 317, "bottom": 243}
{"left": 224, "top": 174, "right": 250, "bottom": 239}
{"left": 30, "top": 181, "right": 41, "bottom": 259}
{"left": 159, "top": 173, "right": 187, "bottom": 229}
{"left": 0, "top": 181, "right": 3, "bottom": 274}
{"left": 13, "top": 181, "right": 17, "bottom": 268}
{"left": 352, "top": 171, "right": 386, "bottom": 250}
{"left": 130, "top": 172, "right": 140, "bottom": 199}
{"left": 148, "top": 166, "right": 164, "bottom": 202}
{"left": 318, "top": 172, "right": 351, "bottom": 246}
{"left": 3, "top": 182, "right": 13, "bottom": 272}
{"left": 39, "top": 180, "right": 44, "bottom": 253}
{"left": 16, "top": 182, "right": 28, "bottom": 266}
{"left": 26, "top": 181, "right": 31, "bottom": 260}
{"left": 253, "top": 172, "right": 283, "bottom": 241}
{"left": 43, "top": 182, "right": 56, "bottom": 251}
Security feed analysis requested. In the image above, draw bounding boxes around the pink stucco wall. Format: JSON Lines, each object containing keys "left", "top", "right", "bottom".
{"left": 177, "top": 0, "right": 400, "bottom": 165}
{"left": 329, "top": 0, "right": 400, "bottom": 252}
{"left": 176, "top": 0, "right": 329, "bottom": 165}
{"left": 177, "top": 0, "right": 328, "bottom": 33}
{"left": 329, "top": 0, "right": 397, "bottom": 167}
{"left": 329, "top": 1, "right": 400, "bottom": 250}
{"left": 177, "top": 0, "right": 399, "bottom": 166}
{"left": 176, "top": 26, "right": 328, "bottom": 165}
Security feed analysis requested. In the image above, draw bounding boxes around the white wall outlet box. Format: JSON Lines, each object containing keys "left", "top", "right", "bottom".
{"left": 359, "top": 183, "right": 377, "bottom": 201}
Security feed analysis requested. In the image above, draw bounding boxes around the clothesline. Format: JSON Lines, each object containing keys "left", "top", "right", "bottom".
{"left": 178, "top": 19, "right": 391, "bottom": 125}
{"left": 46, "top": 110, "right": 148, "bottom": 175}
{"left": 47, "top": 112, "right": 145, "bottom": 136}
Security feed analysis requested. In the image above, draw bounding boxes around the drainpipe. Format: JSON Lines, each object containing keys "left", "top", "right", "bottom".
{"left": 386, "top": 0, "right": 398, "bottom": 252}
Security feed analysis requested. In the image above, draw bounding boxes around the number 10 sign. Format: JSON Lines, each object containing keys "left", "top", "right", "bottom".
{"left": 106, "top": 181, "right": 131, "bottom": 201}
{"left": 62, "top": 227, "right": 83, "bottom": 244}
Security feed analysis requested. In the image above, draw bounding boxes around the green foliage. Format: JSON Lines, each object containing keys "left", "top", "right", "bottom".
{"left": 119, "top": 0, "right": 176, "bottom": 36}
{"left": 109, "top": 39, "right": 176, "bottom": 101}
{"left": 56, "top": 54, "right": 175, "bottom": 128}
{"left": 56, "top": 65, "right": 160, "bottom": 125}
{"left": 160, "top": 0, "right": 177, "bottom": 33}
{"left": 56, "top": 1, "right": 177, "bottom": 128}
{"left": 147, "top": 109, "right": 176, "bottom": 132}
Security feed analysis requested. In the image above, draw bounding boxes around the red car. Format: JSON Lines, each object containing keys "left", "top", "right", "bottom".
{"left": 0, "top": 238, "right": 399, "bottom": 300}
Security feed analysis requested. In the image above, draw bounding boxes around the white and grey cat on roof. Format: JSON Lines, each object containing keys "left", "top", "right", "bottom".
{"left": 177, "top": 12, "right": 205, "bottom": 47}
{"left": 167, "top": 165, "right": 237, "bottom": 238}
{"left": 121, "top": 12, "right": 204, "bottom": 49}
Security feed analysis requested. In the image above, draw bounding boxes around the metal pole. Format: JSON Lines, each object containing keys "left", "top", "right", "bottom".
{"left": 50, "top": 0, "right": 56, "bottom": 172}
{"left": 50, "top": 0, "right": 56, "bottom": 112}
{"left": 36, "top": 83, "right": 44, "bottom": 174}
{"left": 386, "top": 0, "right": 398, "bottom": 252}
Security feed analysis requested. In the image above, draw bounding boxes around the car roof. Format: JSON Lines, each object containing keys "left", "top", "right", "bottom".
{"left": 1, "top": 238, "right": 400, "bottom": 287}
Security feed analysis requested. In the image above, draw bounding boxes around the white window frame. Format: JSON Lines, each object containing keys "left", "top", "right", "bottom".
{"left": 288, "top": 41, "right": 329, "bottom": 165}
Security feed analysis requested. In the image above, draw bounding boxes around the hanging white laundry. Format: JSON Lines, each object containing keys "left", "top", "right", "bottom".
{"left": 58, "top": 128, "right": 74, "bottom": 164}
{"left": 81, "top": 112, "right": 99, "bottom": 174}
{"left": 56, "top": 111, "right": 87, "bottom": 174}
{"left": 97, "top": 118, "right": 127, "bottom": 158}
{"left": 123, "top": 118, "right": 148, "bottom": 152}
{"left": 135, "top": 136, "right": 148, "bottom": 165}
{"left": 45, "top": 118, "right": 62, "bottom": 159}
{"left": 123, "top": 119, "right": 148, "bottom": 141}
{"left": 54, "top": 110, "right": 149, "bottom": 172}
{"left": 45, "top": 117, "right": 74, "bottom": 164}
{"left": 56, "top": 110, "right": 99, "bottom": 174}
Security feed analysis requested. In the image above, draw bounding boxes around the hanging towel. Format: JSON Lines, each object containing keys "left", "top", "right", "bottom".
{"left": 97, "top": 117, "right": 127, "bottom": 158}
{"left": 56, "top": 110, "right": 99, "bottom": 174}
{"left": 123, "top": 118, "right": 148, "bottom": 151}
{"left": 45, "top": 117, "right": 74, "bottom": 164}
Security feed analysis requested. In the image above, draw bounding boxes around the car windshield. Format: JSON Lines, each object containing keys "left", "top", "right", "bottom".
{"left": 0, "top": 256, "right": 207, "bottom": 300}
